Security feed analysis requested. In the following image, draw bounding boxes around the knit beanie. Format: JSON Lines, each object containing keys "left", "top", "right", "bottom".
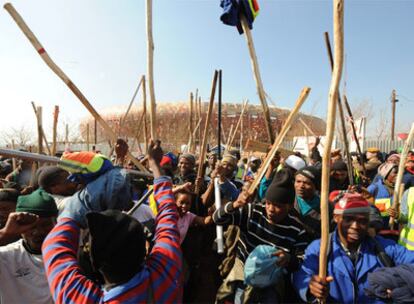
{"left": 285, "top": 155, "right": 306, "bottom": 171}
{"left": 378, "top": 162, "right": 397, "bottom": 179}
{"left": 0, "top": 188, "right": 19, "bottom": 204}
{"left": 331, "top": 160, "right": 348, "bottom": 171}
{"left": 87, "top": 210, "right": 146, "bottom": 282}
{"left": 16, "top": 188, "right": 58, "bottom": 217}
{"left": 334, "top": 193, "right": 370, "bottom": 215}
{"left": 386, "top": 153, "right": 400, "bottom": 164}
{"left": 179, "top": 153, "right": 196, "bottom": 165}
{"left": 296, "top": 166, "right": 321, "bottom": 190}
{"left": 265, "top": 182, "right": 295, "bottom": 205}
{"left": 222, "top": 154, "right": 237, "bottom": 167}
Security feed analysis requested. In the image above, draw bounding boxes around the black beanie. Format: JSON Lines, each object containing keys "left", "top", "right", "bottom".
{"left": 265, "top": 182, "right": 295, "bottom": 205}
{"left": 331, "top": 160, "right": 348, "bottom": 171}
{"left": 296, "top": 166, "right": 321, "bottom": 190}
{"left": 0, "top": 188, "right": 19, "bottom": 204}
{"left": 87, "top": 210, "right": 146, "bottom": 282}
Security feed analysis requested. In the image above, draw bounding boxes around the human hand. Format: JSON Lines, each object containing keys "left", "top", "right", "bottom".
{"left": 273, "top": 250, "right": 291, "bottom": 268}
{"left": 115, "top": 138, "right": 129, "bottom": 160}
{"left": 308, "top": 275, "right": 334, "bottom": 300}
{"left": 232, "top": 191, "right": 252, "bottom": 209}
{"left": 147, "top": 139, "right": 163, "bottom": 164}
{"left": 1, "top": 212, "right": 39, "bottom": 237}
{"left": 387, "top": 207, "right": 399, "bottom": 219}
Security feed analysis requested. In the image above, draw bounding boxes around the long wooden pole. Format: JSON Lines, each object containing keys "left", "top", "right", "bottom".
{"left": 325, "top": 32, "right": 365, "bottom": 175}
{"left": 240, "top": 14, "right": 274, "bottom": 143}
{"left": 319, "top": 0, "right": 344, "bottom": 286}
{"left": 391, "top": 89, "right": 397, "bottom": 140}
{"left": 86, "top": 123, "right": 90, "bottom": 151}
{"left": 227, "top": 100, "right": 249, "bottom": 151}
{"left": 225, "top": 124, "right": 234, "bottom": 150}
{"left": 248, "top": 87, "right": 311, "bottom": 195}
{"left": 218, "top": 70, "right": 223, "bottom": 160}
{"left": 198, "top": 97, "right": 202, "bottom": 149}
{"left": 142, "top": 75, "right": 148, "bottom": 152}
{"left": 3, "top": 3, "right": 147, "bottom": 171}
{"left": 343, "top": 94, "right": 366, "bottom": 175}
{"left": 195, "top": 70, "right": 219, "bottom": 194}
{"left": 119, "top": 76, "right": 144, "bottom": 133}
{"left": 324, "top": 32, "right": 353, "bottom": 184}
{"left": 11, "top": 140, "right": 17, "bottom": 170}
{"left": 146, "top": 0, "right": 157, "bottom": 139}
{"left": 36, "top": 106, "right": 43, "bottom": 154}
{"left": 31, "top": 102, "right": 51, "bottom": 155}
{"left": 188, "top": 92, "right": 194, "bottom": 152}
{"left": 52, "top": 105, "right": 59, "bottom": 156}
{"left": 390, "top": 122, "right": 414, "bottom": 226}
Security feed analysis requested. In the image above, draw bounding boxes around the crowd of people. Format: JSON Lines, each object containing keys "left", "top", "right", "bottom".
{"left": 0, "top": 137, "right": 414, "bottom": 303}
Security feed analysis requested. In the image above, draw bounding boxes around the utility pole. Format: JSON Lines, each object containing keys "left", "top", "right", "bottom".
{"left": 391, "top": 89, "right": 398, "bottom": 140}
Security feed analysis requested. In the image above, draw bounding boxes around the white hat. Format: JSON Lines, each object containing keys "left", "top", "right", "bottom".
{"left": 285, "top": 155, "right": 306, "bottom": 171}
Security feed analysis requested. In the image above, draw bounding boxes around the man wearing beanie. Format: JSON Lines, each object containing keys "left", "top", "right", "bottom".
{"left": 292, "top": 166, "right": 333, "bottom": 241}
{"left": 213, "top": 182, "right": 309, "bottom": 303}
{"left": 293, "top": 193, "right": 414, "bottom": 303}
{"left": 0, "top": 188, "right": 58, "bottom": 303}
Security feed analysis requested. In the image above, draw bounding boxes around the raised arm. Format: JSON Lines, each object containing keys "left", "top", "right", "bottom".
{"left": 42, "top": 219, "right": 102, "bottom": 304}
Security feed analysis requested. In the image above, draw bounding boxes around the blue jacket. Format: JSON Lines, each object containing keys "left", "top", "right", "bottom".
{"left": 293, "top": 230, "right": 414, "bottom": 304}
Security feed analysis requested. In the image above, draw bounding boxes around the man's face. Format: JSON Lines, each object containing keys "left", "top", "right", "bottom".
{"left": 332, "top": 170, "right": 348, "bottom": 184}
{"left": 50, "top": 172, "right": 78, "bottom": 196}
{"left": 294, "top": 174, "right": 316, "bottom": 200}
{"left": 221, "top": 161, "right": 235, "bottom": 178}
{"left": 406, "top": 160, "right": 414, "bottom": 171}
{"left": 386, "top": 168, "right": 398, "bottom": 184}
{"left": 249, "top": 160, "right": 260, "bottom": 172}
{"left": 334, "top": 213, "right": 369, "bottom": 248}
{"left": 0, "top": 201, "right": 16, "bottom": 229}
{"left": 265, "top": 200, "right": 290, "bottom": 224}
{"left": 178, "top": 158, "right": 193, "bottom": 176}
{"left": 21, "top": 217, "right": 56, "bottom": 253}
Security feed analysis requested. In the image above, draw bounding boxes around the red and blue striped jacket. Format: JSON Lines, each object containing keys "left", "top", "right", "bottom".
{"left": 42, "top": 176, "right": 183, "bottom": 303}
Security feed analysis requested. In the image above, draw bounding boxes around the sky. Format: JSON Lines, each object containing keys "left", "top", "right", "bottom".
{"left": 0, "top": 0, "right": 413, "bottom": 144}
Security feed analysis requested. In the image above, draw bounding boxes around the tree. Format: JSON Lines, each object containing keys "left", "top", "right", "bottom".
{"left": 1, "top": 125, "right": 34, "bottom": 148}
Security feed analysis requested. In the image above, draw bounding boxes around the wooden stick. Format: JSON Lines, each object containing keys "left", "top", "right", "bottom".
{"left": 4, "top": 3, "right": 147, "bottom": 172}
{"left": 198, "top": 97, "right": 202, "bottom": 149}
{"left": 186, "top": 118, "right": 203, "bottom": 154}
{"left": 240, "top": 14, "right": 274, "bottom": 143}
{"left": 195, "top": 70, "right": 219, "bottom": 194}
{"left": 36, "top": 106, "right": 43, "bottom": 154}
{"left": 390, "top": 122, "right": 414, "bottom": 227}
{"left": 86, "top": 123, "right": 90, "bottom": 151}
{"left": 248, "top": 87, "right": 311, "bottom": 195}
{"left": 319, "top": 0, "right": 344, "bottom": 285}
{"left": 227, "top": 100, "right": 249, "bottom": 151}
{"left": 52, "top": 105, "right": 59, "bottom": 156}
{"left": 146, "top": 0, "right": 157, "bottom": 139}
{"left": 188, "top": 92, "right": 194, "bottom": 152}
{"left": 343, "top": 94, "right": 366, "bottom": 175}
{"left": 119, "top": 76, "right": 143, "bottom": 133}
{"left": 31, "top": 102, "right": 52, "bottom": 155}
{"left": 142, "top": 75, "right": 148, "bottom": 152}
{"left": 324, "top": 32, "right": 353, "bottom": 184}
{"left": 225, "top": 124, "right": 234, "bottom": 151}
{"left": 11, "top": 140, "right": 17, "bottom": 170}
